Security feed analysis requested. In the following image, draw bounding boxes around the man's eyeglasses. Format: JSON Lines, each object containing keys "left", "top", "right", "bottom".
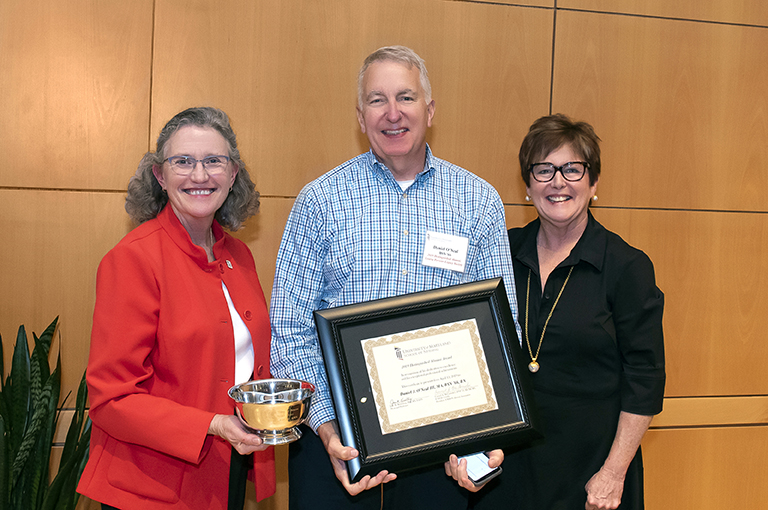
{"left": 164, "top": 155, "right": 231, "bottom": 176}
{"left": 529, "top": 161, "right": 589, "bottom": 182}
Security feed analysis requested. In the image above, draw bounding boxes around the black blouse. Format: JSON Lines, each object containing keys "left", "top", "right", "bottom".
{"left": 508, "top": 212, "right": 666, "bottom": 415}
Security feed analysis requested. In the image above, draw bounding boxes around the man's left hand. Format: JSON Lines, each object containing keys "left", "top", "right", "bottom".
{"left": 444, "top": 449, "right": 503, "bottom": 492}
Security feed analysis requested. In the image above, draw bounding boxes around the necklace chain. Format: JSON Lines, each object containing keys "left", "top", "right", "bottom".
{"left": 524, "top": 266, "right": 574, "bottom": 373}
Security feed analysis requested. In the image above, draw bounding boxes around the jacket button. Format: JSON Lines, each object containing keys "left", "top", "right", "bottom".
{"left": 244, "top": 310, "right": 253, "bottom": 320}
{"left": 257, "top": 365, "right": 264, "bottom": 376}
{"left": 218, "top": 263, "right": 225, "bottom": 273}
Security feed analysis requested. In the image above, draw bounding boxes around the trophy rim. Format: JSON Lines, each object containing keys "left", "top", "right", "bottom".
{"left": 228, "top": 378, "right": 316, "bottom": 401}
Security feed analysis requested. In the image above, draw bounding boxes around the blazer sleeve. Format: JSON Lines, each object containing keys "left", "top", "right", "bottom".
{"left": 87, "top": 241, "right": 214, "bottom": 464}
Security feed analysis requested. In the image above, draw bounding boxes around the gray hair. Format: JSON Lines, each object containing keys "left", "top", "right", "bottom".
{"left": 125, "top": 107, "right": 259, "bottom": 230}
{"left": 357, "top": 45, "right": 432, "bottom": 110}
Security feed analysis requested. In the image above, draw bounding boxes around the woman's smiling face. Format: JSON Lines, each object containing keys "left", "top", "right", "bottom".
{"left": 526, "top": 144, "right": 598, "bottom": 231}
{"left": 153, "top": 125, "right": 237, "bottom": 231}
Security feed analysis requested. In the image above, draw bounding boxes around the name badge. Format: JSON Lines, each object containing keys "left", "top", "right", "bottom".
{"left": 422, "top": 231, "right": 469, "bottom": 273}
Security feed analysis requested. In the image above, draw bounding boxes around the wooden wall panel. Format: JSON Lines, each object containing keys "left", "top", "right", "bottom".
{"left": 559, "top": 0, "right": 768, "bottom": 26}
{"left": 651, "top": 396, "right": 768, "bottom": 428}
{"left": 551, "top": 11, "right": 768, "bottom": 211}
{"left": 0, "top": 190, "right": 131, "bottom": 401}
{"left": 1, "top": 0, "right": 765, "bottom": 508}
{"left": 150, "top": 0, "right": 552, "bottom": 201}
{"left": 592, "top": 207, "right": 768, "bottom": 397}
{"left": 458, "top": 0, "right": 553, "bottom": 7}
{"left": 504, "top": 206, "right": 768, "bottom": 397}
{"left": 643, "top": 427, "right": 768, "bottom": 509}
{"left": 243, "top": 446, "right": 288, "bottom": 510}
{"left": 232, "top": 197, "right": 295, "bottom": 306}
{"left": 0, "top": 0, "right": 153, "bottom": 190}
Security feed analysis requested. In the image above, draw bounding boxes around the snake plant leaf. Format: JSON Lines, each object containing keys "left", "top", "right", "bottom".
{"left": 20, "top": 417, "right": 48, "bottom": 510}
{"left": 59, "top": 372, "right": 87, "bottom": 469}
{"left": 15, "top": 335, "right": 53, "bottom": 508}
{"left": 29, "top": 338, "right": 46, "bottom": 424}
{"left": 31, "top": 318, "right": 57, "bottom": 387}
{"left": 35, "top": 355, "right": 61, "bottom": 507}
{"left": 9, "top": 325, "right": 32, "bottom": 457}
{"left": 0, "top": 413, "right": 7, "bottom": 509}
{"left": 1, "top": 318, "right": 85, "bottom": 510}
{"left": 0, "top": 329, "right": 4, "bottom": 389}
{"left": 42, "top": 352, "right": 90, "bottom": 510}
{"left": 10, "top": 364, "right": 57, "bottom": 496}
{"left": 43, "top": 427, "right": 90, "bottom": 510}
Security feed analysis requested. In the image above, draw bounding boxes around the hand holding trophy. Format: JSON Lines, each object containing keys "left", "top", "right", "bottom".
{"left": 229, "top": 379, "right": 315, "bottom": 445}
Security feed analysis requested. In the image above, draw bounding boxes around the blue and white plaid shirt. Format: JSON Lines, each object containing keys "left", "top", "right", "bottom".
{"left": 270, "top": 146, "right": 521, "bottom": 431}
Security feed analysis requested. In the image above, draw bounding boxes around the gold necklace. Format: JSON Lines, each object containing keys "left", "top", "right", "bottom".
{"left": 524, "top": 266, "right": 573, "bottom": 373}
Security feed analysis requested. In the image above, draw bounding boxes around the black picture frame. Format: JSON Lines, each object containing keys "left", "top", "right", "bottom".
{"left": 314, "top": 277, "right": 540, "bottom": 483}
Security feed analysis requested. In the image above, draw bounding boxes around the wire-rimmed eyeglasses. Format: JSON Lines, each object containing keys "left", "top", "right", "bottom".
{"left": 164, "top": 155, "right": 231, "bottom": 176}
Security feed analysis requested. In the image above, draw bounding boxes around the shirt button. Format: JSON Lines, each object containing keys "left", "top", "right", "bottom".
{"left": 401, "top": 269, "right": 408, "bottom": 275}
{"left": 404, "top": 229, "right": 409, "bottom": 236}
{"left": 402, "top": 192, "right": 407, "bottom": 198}
{"left": 244, "top": 310, "right": 253, "bottom": 320}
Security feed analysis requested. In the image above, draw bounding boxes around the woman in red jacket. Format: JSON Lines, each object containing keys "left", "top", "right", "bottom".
{"left": 77, "top": 107, "right": 275, "bottom": 509}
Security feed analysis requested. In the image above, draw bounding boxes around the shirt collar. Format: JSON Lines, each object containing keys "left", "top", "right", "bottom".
{"left": 365, "top": 144, "right": 436, "bottom": 184}
{"left": 512, "top": 211, "right": 606, "bottom": 273}
{"left": 156, "top": 205, "right": 225, "bottom": 268}
{"left": 569, "top": 212, "right": 606, "bottom": 271}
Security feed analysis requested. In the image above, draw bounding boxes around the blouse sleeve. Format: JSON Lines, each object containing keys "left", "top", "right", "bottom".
{"left": 613, "top": 249, "right": 666, "bottom": 415}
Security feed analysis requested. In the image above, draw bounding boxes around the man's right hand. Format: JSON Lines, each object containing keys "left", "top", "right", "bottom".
{"left": 316, "top": 420, "right": 397, "bottom": 496}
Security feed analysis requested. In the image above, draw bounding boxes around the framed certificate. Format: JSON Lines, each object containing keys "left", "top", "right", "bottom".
{"left": 314, "top": 277, "right": 539, "bottom": 483}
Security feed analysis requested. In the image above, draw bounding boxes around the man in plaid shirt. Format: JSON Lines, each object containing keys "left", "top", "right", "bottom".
{"left": 270, "top": 45, "right": 520, "bottom": 510}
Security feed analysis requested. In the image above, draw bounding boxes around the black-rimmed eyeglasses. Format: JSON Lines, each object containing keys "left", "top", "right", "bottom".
{"left": 164, "top": 155, "right": 231, "bottom": 176}
{"left": 529, "top": 161, "right": 589, "bottom": 182}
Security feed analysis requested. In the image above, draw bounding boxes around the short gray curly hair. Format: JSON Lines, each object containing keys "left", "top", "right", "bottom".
{"left": 125, "top": 107, "right": 259, "bottom": 230}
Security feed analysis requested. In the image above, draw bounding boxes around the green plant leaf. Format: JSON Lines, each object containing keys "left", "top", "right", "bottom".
{"left": 2, "top": 319, "right": 87, "bottom": 510}
{"left": 10, "top": 367, "right": 55, "bottom": 493}
{"left": 43, "top": 419, "right": 90, "bottom": 510}
{"left": 31, "top": 318, "right": 57, "bottom": 388}
{"left": 59, "top": 373, "right": 86, "bottom": 470}
{"left": 0, "top": 330, "right": 5, "bottom": 392}
{"left": 9, "top": 325, "right": 32, "bottom": 458}
{"left": 0, "top": 413, "right": 7, "bottom": 509}
{"left": 37, "top": 357, "right": 61, "bottom": 507}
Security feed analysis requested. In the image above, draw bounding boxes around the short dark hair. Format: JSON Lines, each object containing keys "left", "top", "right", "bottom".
{"left": 518, "top": 114, "right": 601, "bottom": 186}
{"left": 125, "top": 107, "right": 259, "bottom": 230}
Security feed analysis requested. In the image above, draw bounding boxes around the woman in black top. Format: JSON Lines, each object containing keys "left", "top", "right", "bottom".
{"left": 474, "top": 114, "right": 665, "bottom": 510}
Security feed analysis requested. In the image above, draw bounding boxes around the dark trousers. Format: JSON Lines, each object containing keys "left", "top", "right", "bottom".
{"left": 101, "top": 446, "right": 251, "bottom": 510}
{"left": 288, "top": 425, "right": 469, "bottom": 510}
{"left": 228, "top": 447, "right": 252, "bottom": 510}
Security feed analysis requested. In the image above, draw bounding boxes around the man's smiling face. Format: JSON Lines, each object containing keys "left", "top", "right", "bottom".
{"left": 356, "top": 60, "right": 435, "bottom": 179}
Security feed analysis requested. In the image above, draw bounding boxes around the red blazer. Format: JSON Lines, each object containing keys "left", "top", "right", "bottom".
{"left": 77, "top": 206, "right": 275, "bottom": 509}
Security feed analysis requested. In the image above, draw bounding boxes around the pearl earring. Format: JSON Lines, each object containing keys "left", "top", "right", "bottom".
{"left": 525, "top": 196, "right": 531, "bottom": 202}
{"left": 592, "top": 195, "right": 598, "bottom": 202}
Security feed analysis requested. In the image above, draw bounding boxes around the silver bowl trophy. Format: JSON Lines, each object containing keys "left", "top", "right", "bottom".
{"left": 228, "top": 378, "right": 315, "bottom": 445}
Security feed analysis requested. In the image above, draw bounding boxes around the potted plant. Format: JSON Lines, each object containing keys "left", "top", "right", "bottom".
{"left": 0, "top": 317, "right": 91, "bottom": 510}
